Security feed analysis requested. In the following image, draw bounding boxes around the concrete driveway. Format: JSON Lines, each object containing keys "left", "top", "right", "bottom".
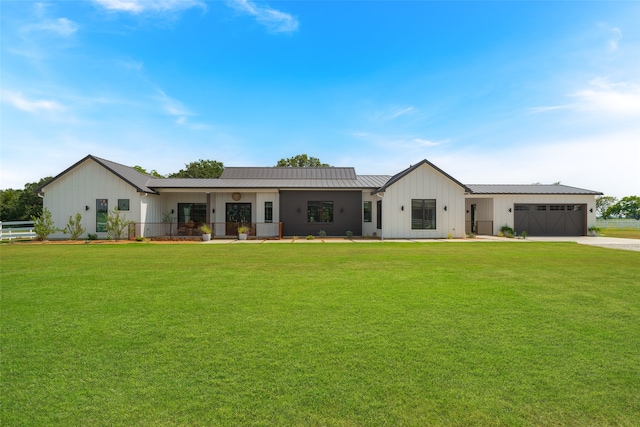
{"left": 525, "top": 236, "right": 640, "bottom": 252}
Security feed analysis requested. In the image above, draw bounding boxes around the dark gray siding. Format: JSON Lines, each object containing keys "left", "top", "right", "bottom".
{"left": 280, "top": 191, "right": 362, "bottom": 237}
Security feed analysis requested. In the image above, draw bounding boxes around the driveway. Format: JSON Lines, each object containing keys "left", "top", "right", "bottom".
{"left": 525, "top": 236, "right": 640, "bottom": 252}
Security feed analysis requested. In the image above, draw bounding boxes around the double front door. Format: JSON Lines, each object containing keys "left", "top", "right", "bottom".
{"left": 225, "top": 203, "right": 252, "bottom": 235}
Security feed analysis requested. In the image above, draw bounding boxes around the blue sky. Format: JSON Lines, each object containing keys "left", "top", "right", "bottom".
{"left": 1, "top": 0, "right": 639, "bottom": 198}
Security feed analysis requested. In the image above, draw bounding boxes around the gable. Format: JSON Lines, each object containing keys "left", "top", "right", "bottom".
{"left": 36, "top": 155, "right": 156, "bottom": 194}
{"left": 374, "top": 159, "right": 471, "bottom": 194}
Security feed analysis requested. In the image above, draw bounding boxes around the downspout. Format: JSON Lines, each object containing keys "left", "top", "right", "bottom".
{"left": 376, "top": 192, "right": 384, "bottom": 240}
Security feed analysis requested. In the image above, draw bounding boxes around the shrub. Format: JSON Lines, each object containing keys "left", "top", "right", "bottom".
{"left": 306, "top": 235, "right": 315, "bottom": 240}
{"left": 87, "top": 233, "right": 98, "bottom": 240}
{"left": 63, "top": 213, "right": 85, "bottom": 240}
{"left": 521, "top": 231, "right": 528, "bottom": 239}
{"left": 318, "top": 230, "right": 327, "bottom": 237}
{"left": 30, "top": 208, "right": 60, "bottom": 241}
{"left": 346, "top": 230, "right": 354, "bottom": 238}
{"left": 105, "top": 208, "right": 134, "bottom": 241}
{"left": 500, "top": 225, "right": 515, "bottom": 238}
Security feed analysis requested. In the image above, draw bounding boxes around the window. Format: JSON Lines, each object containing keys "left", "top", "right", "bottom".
{"left": 178, "top": 203, "right": 206, "bottom": 225}
{"left": 411, "top": 199, "right": 436, "bottom": 230}
{"left": 118, "top": 199, "right": 130, "bottom": 211}
{"left": 307, "top": 201, "right": 333, "bottom": 223}
{"left": 96, "top": 199, "right": 108, "bottom": 232}
{"left": 377, "top": 200, "right": 382, "bottom": 229}
{"left": 264, "top": 202, "right": 273, "bottom": 223}
{"left": 363, "top": 201, "right": 372, "bottom": 222}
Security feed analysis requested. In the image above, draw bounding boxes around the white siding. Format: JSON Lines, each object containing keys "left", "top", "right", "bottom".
{"left": 42, "top": 159, "right": 144, "bottom": 239}
{"left": 466, "top": 194, "right": 598, "bottom": 235}
{"left": 381, "top": 164, "right": 466, "bottom": 239}
{"left": 362, "top": 191, "right": 379, "bottom": 237}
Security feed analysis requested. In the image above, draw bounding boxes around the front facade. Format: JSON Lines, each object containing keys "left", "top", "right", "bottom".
{"left": 36, "top": 155, "right": 602, "bottom": 239}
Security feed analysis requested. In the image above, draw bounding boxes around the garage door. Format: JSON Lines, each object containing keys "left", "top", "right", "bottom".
{"left": 514, "top": 204, "right": 586, "bottom": 236}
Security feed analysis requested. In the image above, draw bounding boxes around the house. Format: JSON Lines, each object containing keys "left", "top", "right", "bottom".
{"left": 36, "top": 155, "right": 602, "bottom": 239}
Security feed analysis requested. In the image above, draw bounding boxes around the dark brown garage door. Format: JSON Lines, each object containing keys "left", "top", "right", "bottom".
{"left": 514, "top": 204, "right": 586, "bottom": 236}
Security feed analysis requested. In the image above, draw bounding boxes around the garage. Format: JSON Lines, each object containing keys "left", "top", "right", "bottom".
{"left": 514, "top": 204, "right": 586, "bottom": 236}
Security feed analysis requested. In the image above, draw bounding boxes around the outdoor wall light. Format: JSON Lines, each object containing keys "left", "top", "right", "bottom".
{"left": 444, "top": 206, "right": 447, "bottom": 211}
{"left": 589, "top": 208, "right": 593, "bottom": 213}
{"left": 508, "top": 208, "right": 512, "bottom": 212}
{"left": 171, "top": 209, "right": 174, "bottom": 214}
{"left": 401, "top": 205, "right": 404, "bottom": 211}
{"left": 466, "top": 209, "right": 470, "bottom": 214}
{"left": 85, "top": 205, "right": 90, "bottom": 211}
{"left": 212, "top": 208, "right": 215, "bottom": 213}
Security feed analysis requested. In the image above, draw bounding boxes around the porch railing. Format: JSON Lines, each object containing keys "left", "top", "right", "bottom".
{"left": 133, "top": 222, "right": 283, "bottom": 239}
{"left": 465, "top": 221, "right": 494, "bottom": 235}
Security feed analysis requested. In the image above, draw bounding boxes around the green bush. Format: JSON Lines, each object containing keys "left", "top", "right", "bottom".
{"left": 30, "top": 208, "right": 60, "bottom": 241}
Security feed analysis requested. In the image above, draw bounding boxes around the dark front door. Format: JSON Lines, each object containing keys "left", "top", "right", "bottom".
{"left": 226, "top": 203, "right": 252, "bottom": 236}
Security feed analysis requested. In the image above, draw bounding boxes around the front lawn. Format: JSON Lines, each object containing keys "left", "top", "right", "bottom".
{"left": 1, "top": 243, "right": 639, "bottom": 426}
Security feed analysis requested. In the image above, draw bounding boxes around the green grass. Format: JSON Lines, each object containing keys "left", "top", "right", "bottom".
{"left": 2, "top": 243, "right": 639, "bottom": 426}
{"left": 600, "top": 227, "right": 640, "bottom": 239}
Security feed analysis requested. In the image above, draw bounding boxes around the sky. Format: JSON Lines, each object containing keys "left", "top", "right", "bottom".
{"left": 1, "top": 0, "right": 639, "bottom": 198}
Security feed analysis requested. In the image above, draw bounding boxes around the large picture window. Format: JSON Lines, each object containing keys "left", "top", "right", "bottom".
{"left": 178, "top": 203, "right": 206, "bottom": 225}
{"left": 411, "top": 199, "right": 436, "bottom": 230}
{"left": 363, "top": 201, "right": 372, "bottom": 222}
{"left": 96, "top": 199, "right": 108, "bottom": 232}
{"left": 308, "top": 201, "right": 333, "bottom": 223}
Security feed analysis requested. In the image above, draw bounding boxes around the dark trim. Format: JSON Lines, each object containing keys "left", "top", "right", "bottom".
{"left": 35, "top": 155, "right": 158, "bottom": 195}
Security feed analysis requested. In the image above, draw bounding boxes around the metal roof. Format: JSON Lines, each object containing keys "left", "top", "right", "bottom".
{"left": 466, "top": 184, "right": 603, "bottom": 195}
{"left": 221, "top": 167, "right": 357, "bottom": 180}
{"left": 36, "top": 155, "right": 157, "bottom": 194}
{"left": 148, "top": 175, "right": 391, "bottom": 190}
{"left": 373, "top": 159, "right": 472, "bottom": 194}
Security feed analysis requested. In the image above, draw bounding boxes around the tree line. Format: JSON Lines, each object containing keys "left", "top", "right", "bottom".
{"left": 596, "top": 196, "right": 640, "bottom": 220}
{"left": 1, "top": 154, "right": 329, "bottom": 221}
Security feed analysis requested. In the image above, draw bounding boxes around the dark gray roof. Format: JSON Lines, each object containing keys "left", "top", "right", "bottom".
{"left": 373, "top": 159, "right": 472, "bottom": 194}
{"left": 466, "top": 184, "right": 603, "bottom": 195}
{"left": 221, "top": 167, "right": 357, "bottom": 180}
{"left": 36, "top": 155, "right": 157, "bottom": 194}
{"left": 148, "top": 175, "right": 390, "bottom": 190}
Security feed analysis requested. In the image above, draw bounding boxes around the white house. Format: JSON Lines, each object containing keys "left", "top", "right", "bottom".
{"left": 36, "top": 155, "right": 602, "bottom": 239}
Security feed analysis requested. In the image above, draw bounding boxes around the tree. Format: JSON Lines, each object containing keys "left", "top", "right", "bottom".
{"left": 133, "top": 165, "right": 164, "bottom": 178}
{"left": 596, "top": 196, "right": 617, "bottom": 219}
{"left": 168, "top": 160, "right": 224, "bottom": 178}
{"left": 275, "top": 154, "right": 330, "bottom": 168}
{"left": 605, "top": 196, "right": 640, "bottom": 220}
{"left": 31, "top": 208, "right": 60, "bottom": 241}
{"left": 0, "top": 177, "right": 50, "bottom": 221}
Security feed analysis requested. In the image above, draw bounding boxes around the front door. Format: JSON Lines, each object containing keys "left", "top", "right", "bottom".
{"left": 226, "top": 203, "right": 252, "bottom": 236}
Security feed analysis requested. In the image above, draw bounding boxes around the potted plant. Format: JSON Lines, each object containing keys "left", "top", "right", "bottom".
{"left": 200, "top": 224, "right": 211, "bottom": 241}
{"left": 237, "top": 225, "right": 250, "bottom": 240}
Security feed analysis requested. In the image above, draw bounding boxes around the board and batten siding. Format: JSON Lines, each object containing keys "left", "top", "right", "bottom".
{"left": 42, "top": 158, "right": 143, "bottom": 239}
{"left": 469, "top": 194, "right": 598, "bottom": 235}
{"left": 381, "top": 163, "right": 466, "bottom": 239}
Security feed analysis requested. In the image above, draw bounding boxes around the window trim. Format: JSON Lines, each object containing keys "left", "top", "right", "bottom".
{"left": 307, "top": 201, "right": 334, "bottom": 223}
{"left": 363, "top": 201, "right": 372, "bottom": 222}
{"left": 117, "top": 199, "right": 130, "bottom": 211}
{"left": 264, "top": 201, "right": 273, "bottom": 223}
{"left": 411, "top": 199, "right": 437, "bottom": 230}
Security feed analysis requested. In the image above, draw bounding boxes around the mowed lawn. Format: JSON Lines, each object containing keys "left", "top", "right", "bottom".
{"left": 1, "top": 242, "right": 639, "bottom": 426}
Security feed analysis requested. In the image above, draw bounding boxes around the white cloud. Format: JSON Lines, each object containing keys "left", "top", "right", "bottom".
{"left": 153, "top": 89, "right": 209, "bottom": 129}
{"left": 570, "top": 78, "right": 640, "bottom": 117}
{"left": 1, "top": 91, "right": 64, "bottom": 113}
{"left": 227, "top": 0, "right": 299, "bottom": 33}
{"left": 531, "top": 78, "right": 640, "bottom": 118}
{"left": 26, "top": 17, "right": 79, "bottom": 36}
{"left": 92, "top": 0, "right": 205, "bottom": 14}
{"left": 598, "top": 22, "right": 623, "bottom": 51}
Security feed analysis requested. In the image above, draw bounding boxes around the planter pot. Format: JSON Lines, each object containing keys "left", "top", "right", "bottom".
{"left": 202, "top": 233, "right": 211, "bottom": 242}
{"left": 238, "top": 233, "right": 248, "bottom": 240}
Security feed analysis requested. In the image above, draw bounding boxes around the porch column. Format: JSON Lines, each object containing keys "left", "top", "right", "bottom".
{"left": 206, "top": 192, "right": 211, "bottom": 225}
